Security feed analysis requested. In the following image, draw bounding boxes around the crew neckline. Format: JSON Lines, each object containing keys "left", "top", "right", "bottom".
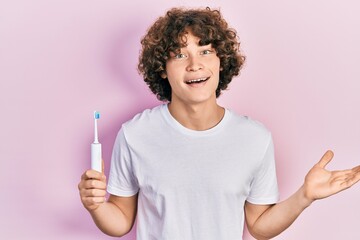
{"left": 161, "top": 104, "right": 230, "bottom": 137}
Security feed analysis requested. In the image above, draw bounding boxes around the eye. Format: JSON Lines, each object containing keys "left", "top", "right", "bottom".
{"left": 201, "top": 49, "right": 213, "bottom": 55}
{"left": 174, "top": 53, "right": 186, "bottom": 59}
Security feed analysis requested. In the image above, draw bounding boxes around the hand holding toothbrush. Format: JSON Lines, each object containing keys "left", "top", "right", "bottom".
{"left": 78, "top": 111, "right": 107, "bottom": 211}
{"left": 78, "top": 161, "right": 107, "bottom": 211}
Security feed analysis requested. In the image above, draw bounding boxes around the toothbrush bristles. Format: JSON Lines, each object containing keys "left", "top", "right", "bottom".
{"left": 93, "top": 111, "right": 100, "bottom": 143}
{"left": 94, "top": 111, "right": 100, "bottom": 119}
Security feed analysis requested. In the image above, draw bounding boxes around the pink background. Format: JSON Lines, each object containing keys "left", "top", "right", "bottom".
{"left": 1, "top": 0, "right": 359, "bottom": 239}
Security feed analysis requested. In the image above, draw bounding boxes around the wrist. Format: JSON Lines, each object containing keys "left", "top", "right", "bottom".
{"left": 298, "top": 185, "right": 315, "bottom": 208}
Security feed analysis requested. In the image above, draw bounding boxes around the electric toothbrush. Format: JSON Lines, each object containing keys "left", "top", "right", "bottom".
{"left": 91, "top": 111, "right": 102, "bottom": 172}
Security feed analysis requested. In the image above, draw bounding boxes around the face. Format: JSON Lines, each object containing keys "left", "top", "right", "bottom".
{"left": 164, "top": 32, "right": 221, "bottom": 106}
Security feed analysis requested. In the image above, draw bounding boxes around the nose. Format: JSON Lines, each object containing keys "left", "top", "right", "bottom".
{"left": 186, "top": 55, "right": 203, "bottom": 72}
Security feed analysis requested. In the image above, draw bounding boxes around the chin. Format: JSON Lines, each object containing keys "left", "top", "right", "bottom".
{"left": 188, "top": 95, "right": 216, "bottom": 104}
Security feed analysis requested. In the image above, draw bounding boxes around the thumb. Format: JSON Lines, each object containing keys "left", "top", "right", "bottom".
{"left": 317, "top": 150, "right": 334, "bottom": 168}
{"left": 101, "top": 159, "right": 107, "bottom": 182}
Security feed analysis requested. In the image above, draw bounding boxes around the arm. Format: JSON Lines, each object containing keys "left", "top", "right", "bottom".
{"left": 245, "top": 186, "right": 311, "bottom": 239}
{"left": 78, "top": 169, "right": 138, "bottom": 237}
{"left": 245, "top": 150, "right": 360, "bottom": 240}
{"left": 90, "top": 193, "right": 138, "bottom": 237}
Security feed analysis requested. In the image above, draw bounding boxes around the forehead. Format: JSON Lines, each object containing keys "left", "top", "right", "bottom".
{"left": 180, "top": 32, "right": 201, "bottom": 46}
{"left": 168, "top": 27, "right": 212, "bottom": 54}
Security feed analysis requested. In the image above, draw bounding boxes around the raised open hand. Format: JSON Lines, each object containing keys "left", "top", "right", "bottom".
{"left": 303, "top": 150, "right": 360, "bottom": 202}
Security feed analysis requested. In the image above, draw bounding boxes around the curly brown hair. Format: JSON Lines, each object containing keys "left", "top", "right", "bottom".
{"left": 137, "top": 7, "right": 245, "bottom": 102}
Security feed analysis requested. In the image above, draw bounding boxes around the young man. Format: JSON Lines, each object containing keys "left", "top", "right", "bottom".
{"left": 78, "top": 7, "right": 360, "bottom": 239}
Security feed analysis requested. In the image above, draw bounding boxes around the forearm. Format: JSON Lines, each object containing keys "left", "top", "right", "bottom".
{"left": 250, "top": 185, "right": 313, "bottom": 239}
{"left": 89, "top": 201, "right": 132, "bottom": 237}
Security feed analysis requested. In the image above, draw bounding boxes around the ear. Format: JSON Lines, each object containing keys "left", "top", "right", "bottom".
{"left": 220, "top": 67, "right": 223, "bottom": 71}
{"left": 160, "top": 72, "right": 167, "bottom": 79}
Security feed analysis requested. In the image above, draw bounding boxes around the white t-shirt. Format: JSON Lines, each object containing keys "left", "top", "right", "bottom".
{"left": 107, "top": 104, "right": 279, "bottom": 240}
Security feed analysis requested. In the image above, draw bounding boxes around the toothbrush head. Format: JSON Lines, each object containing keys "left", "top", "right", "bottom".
{"left": 94, "top": 111, "right": 100, "bottom": 119}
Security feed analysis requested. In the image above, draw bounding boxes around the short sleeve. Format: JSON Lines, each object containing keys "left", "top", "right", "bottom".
{"left": 246, "top": 135, "right": 279, "bottom": 204}
{"left": 107, "top": 127, "right": 139, "bottom": 197}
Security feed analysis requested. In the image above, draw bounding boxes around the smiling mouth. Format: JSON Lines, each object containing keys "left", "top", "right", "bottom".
{"left": 185, "top": 77, "right": 210, "bottom": 85}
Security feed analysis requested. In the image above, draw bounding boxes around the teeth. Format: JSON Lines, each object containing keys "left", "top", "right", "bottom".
{"left": 186, "top": 78, "right": 207, "bottom": 83}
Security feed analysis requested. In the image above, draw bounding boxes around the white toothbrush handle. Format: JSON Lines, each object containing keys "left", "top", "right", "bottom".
{"left": 91, "top": 143, "right": 102, "bottom": 172}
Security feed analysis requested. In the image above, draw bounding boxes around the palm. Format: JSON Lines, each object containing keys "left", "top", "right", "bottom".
{"left": 304, "top": 150, "right": 360, "bottom": 201}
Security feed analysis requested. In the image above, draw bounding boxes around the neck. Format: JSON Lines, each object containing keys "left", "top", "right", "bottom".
{"left": 167, "top": 101, "right": 225, "bottom": 131}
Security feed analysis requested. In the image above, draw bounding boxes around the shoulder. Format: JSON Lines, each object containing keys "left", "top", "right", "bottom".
{"left": 226, "top": 109, "right": 271, "bottom": 138}
{"left": 120, "top": 104, "right": 166, "bottom": 139}
{"left": 123, "top": 104, "right": 163, "bottom": 126}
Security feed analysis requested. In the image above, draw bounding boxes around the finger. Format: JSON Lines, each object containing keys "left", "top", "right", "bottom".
{"left": 82, "top": 196, "right": 107, "bottom": 206}
{"left": 83, "top": 179, "right": 107, "bottom": 190}
{"left": 341, "top": 173, "right": 360, "bottom": 189}
{"left": 331, "top": 166, "right": 360, "bottom": 179}
{"left": 81, "top": 169, "right": 104, "bottom": 180}
{"left": 352, "top": 165, "right": 360, "bottom": 172}
{"left": 78, "top": 181, "right": 85, "bottom": 191}
{"left": 80, "top": 188, "right": 107, "bottom": 198}
{"left": 332, "top": 170, "right": 353, "bottom": 178}
{"left": 317, "top": 150, "right": 334, "bottom": 168}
